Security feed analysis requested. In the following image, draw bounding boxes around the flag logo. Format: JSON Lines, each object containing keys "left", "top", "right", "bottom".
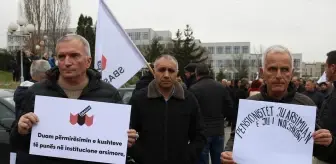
{"left": 70, "top": 105, "right": 94, "bottom": 126}
{"left": 97, "top": 55, "right": 107, "bottom": 71}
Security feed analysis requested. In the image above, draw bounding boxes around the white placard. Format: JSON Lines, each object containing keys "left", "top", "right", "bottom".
{"left": 30, "top": 96, "right": 131, "bottom": 164}
{"left": 233, "top": 99, "right": 316, "bottom": 164}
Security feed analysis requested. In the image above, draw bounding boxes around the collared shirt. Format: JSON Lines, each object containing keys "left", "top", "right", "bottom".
{"left": 158, "top": 86, "right": 175, "bottom": 102}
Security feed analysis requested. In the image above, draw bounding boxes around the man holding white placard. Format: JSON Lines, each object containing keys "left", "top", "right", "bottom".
{"left": 221, "top": 45, "right": 333, "bottom": 164}
{"left": 10, "top": 34, "right": 138, "bottom": 163}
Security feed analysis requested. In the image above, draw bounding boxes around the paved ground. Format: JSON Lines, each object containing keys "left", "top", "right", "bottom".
{"left": 224, "top": 127, "right": 231, "bottom": 146}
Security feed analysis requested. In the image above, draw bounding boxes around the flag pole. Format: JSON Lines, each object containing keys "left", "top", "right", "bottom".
{"left": 100, "top": 0, "right": 154, "bottom": 76}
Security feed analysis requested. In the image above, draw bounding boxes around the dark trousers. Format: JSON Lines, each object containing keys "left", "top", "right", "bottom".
{"left": 199, "top": 136, "right": 224, "bottom": 164}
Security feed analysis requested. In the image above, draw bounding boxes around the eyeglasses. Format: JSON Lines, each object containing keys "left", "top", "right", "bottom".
{"left": 156, "top": 67, "right": 176, "bottom": 73}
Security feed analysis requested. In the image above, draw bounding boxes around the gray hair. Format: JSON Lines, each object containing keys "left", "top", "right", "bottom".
{"left": 56, "top": 34, "right": 91, "bottom": 57}
{"left": 153, "top": 55, "right": 179, "bottom": 70}
{"left": 30, "top": 60, "right": 51, "bottom": 77}
{"left": 262, "top": 45, "right": 293, "bottom": 69}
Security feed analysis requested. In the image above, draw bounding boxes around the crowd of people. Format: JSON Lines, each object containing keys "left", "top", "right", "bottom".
{"left": 9, "top": 50, "right": 57, "bottom": 82}
{"left": 9, "top": 33, "right": 336, "bottom": 164}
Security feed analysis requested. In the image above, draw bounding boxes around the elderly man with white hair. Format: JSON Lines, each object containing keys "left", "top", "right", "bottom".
{"left": 221, "top": 45, "right": 334, "bottom": 164}
{"left": 14, "top": 60, "right": 51, "bottom": 119}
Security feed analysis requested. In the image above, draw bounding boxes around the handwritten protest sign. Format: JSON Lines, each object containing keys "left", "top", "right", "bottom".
{"left": 30, "top": 96, "right": 131, "bottom": 164}
{"left": 233, "top": 99, "right": 316, "bottom": 164}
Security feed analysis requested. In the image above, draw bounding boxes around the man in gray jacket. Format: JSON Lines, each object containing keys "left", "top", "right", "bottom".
{"left": 220, "top": 45, "right": 333, "bottom": 164}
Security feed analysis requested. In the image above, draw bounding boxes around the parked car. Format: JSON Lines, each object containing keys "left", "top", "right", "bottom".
{"left": 0, "top": 89, "right": 15, "bottom": 164}
{"left": 118, "top": 88, "right": 134, "bottom": 104}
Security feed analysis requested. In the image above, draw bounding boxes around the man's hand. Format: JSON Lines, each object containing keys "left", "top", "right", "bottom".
{"left": 18, "top": 112, "right": 39, "bottom": 135}
{"left": 221, "top": 151, "right": 236, "bottom": 164}
{"left": 313, "top": 129, "right": 333, "bottom": 146}
{"left": 127, "top": 129, "right": 138, "bottom": 148}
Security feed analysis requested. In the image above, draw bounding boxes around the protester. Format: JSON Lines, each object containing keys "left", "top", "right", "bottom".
{"left": 133, "top": 63, "right": 154, "bottom": 93}
{"left": 303, "top": 79, "right": 324, "bottom": 109}
{"left": 189, "top": 64, "right": 233, "bottom": 164}
{"left": 221, "top": 45, "right": 333, "bottom": 164}
{"left": 221, "top": 79, "right": 228, "bottom": 86}
{"left": 248, "top": 79, "right": 262, "bottom": 97}
{"left": 14, "top": 60, "right": 51, "bottom": 119}
{"left": 184, "top": 63, "right": 197, "bottom": 89}
{"left": 314, "top": 50, "right": 336, "bottom": 164}
{"left": 42, "top": 52, "right": 49, "bottom": 61}
{"left": 48, "top": 54, "right": 57, "bottom": 68}
{"left": 292, "top": 76, "right": 305, "bottom": 93}
{"left": 231, "top": 78, "right": 249, "bottom": 131}
{"left": 129, "top": 55, "right": 206, "bottom": 164}
{"left": 10, "top": 34, "right": 137, "bottom": 163}
{"left": 319, "top": 82, "right": 333, "bottom": 97}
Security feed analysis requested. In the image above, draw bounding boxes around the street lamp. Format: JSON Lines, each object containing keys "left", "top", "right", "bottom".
{"left": 8, "top": 17, "right": 35, "bottom": 83}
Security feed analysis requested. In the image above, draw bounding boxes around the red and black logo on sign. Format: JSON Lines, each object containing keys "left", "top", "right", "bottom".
{"left": 70, "top": 105, "right": 94, "bottom": 126}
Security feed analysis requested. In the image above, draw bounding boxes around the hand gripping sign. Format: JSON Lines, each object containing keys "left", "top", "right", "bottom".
{"left": 70, "top": 105, "right": 94, "bottom": 126}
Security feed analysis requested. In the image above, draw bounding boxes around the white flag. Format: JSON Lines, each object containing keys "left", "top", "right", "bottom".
{"left": 317, "top": 72, "right": 327, "bottom": 84}
{"left": 95, "top": 0, "right": 146, "bottom": 88}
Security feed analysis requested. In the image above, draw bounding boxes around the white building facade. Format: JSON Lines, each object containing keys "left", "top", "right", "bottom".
{"left": 202, "top": 42, "right": 303, "bottom": 80}
{"left": 125, "top": 28, "right": 173, "bottom": 50}
{"left": 7, "top": 28, "right": 76, "bottom": 52}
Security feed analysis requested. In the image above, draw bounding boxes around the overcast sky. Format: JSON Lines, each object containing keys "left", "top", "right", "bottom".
{"left": 1, "top": 0, "right": 335, "bottom": 62}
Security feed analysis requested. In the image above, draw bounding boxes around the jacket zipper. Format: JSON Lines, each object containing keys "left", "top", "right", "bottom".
{"left": 164, "top": 100, "right": 168, "bottom": 162}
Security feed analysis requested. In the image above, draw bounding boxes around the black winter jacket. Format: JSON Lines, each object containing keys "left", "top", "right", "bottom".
{"left": 13, "top": 80, "right": 36, "bottom": 119}
{"left": 10, "top": 67, "right": 122, "bottom": 164}
{"left": 128, "top": 80, "right": 206, "bottom": 164}
{"left": 315, "top": 81, "right": 336, "bottom": 163}
{"left": 189, "top": 76, "right": 233, "bottom": 137}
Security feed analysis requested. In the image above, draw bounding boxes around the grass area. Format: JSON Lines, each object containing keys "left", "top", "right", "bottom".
{"left": 0, "top": 70, "right": 19, "bottom": 89}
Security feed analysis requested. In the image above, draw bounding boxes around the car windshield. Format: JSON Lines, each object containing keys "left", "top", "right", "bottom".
{"left": 3, "top": 97, "right": 15, "bottom": 106}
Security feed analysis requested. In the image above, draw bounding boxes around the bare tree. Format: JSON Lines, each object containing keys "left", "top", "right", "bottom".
{"left": 232, "top": 54, "right": 249, "bottom": 79}
{"left": 19, "top": 0, "right": 70, "bottom": 55}
{"left": 45, "top": 0, "right": 71, "bottom": 54}
{"left": 20, "top": 0, "right": 45, "bottom": 53}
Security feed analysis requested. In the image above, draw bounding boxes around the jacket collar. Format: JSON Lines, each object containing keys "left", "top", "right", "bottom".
{"left": 45, "top": 67, "right": 102, "bottom": 91}
{"left": 147, "top": 80, "right": 185, "bottom": 100}
{"left": 260, "top": 82, "right": 296, "bottom": 102}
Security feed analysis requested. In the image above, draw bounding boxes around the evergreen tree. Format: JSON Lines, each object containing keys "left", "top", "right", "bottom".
{"left": 143, "top": 37, "right": 164, "bottom": 63}
{"left": 216, "top": 70, "right": 226, "bottom": 82}
{"left": 170, "top": 25, "right": 207, "bottom": 76}
{"left": 76, "top": 14, "right": 96, "bottom": 68}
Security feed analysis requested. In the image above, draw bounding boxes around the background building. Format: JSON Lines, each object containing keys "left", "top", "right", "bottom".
{"left": 125, "top": 28, "right": 173, "bottom": 50}
{"left": 301, "top": 62, "right": 324, "bottom": 79}
{"left": 7, "top": 28, "right": 76, "bottom": 52}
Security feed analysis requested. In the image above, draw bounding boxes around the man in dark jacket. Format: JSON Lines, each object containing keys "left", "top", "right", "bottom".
{"left": 292, "top": 76, "right": 306, "bottom": 93}
{"left": 314, "top": 50, "right": 336, "bottom": 164}
{"left": 133, "top": 64, "right": 154, "bottom": 92}
{"left": 303, "top": 79, "right": 324, "bottom": 110}
{"left": 184, "top": 63, "right": 197, "bottom": 89}
{"left": 189, "top": 64, "right": 233, "bottom": 164}
{"left": 14, "top": 60, "right": 51, "bottom": 119}
{"left": 10, "top": 34, "right": 138, "bottom": 164}
{"left": 221, "top": 45, "right": 333, "bottom": 164}
{"left": 129, "top": 55, "right": 206, "bottom": 164}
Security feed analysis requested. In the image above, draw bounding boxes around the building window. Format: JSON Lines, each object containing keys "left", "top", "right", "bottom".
{"left": 216, "top": 46, "right": 223, "bottom": 54}
{"left": 143, "top": 32, "right": 149, "bottom": 40}
{"left": 234, "top": 46, "right": 240, "bottom": 54}
{"left": 225, "top": 46, "right": 232, "bottom": 54}
{"left": 294, "top": 59, "right": 300, "bottom": 68}
{"left": 134, "top": 32, "right": 141, "bottom": 40}
{"left": 251, "top": 59, "right": 256, "bottom": 67}
{"left": 242, "top": 46, "right": 249, "bottom": 54}
{"left": 208, "top": 47, "right": 214, "bottom": 54}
